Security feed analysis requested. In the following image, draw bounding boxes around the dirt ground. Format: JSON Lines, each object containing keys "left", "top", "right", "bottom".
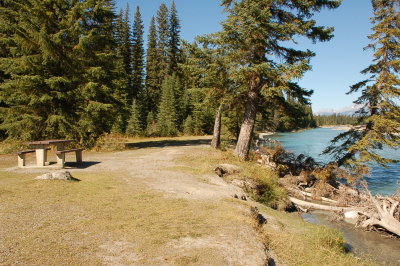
{"left": 0, "top": 137, "right": 270, "bottom": 265}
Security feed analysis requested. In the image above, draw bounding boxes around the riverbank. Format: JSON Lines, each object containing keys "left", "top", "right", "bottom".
{"left": 319, "top": 125, "right": 353, "bottom": 130}
{"left": 0, "top": 136, "right": 372, "bottom": 265}
{"left": 303, "top": 211, "right": 400, "bottom": 265}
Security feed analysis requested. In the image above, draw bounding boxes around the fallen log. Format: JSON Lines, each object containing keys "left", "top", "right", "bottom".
{"left": 289, "top": 197, "right": 363, "bottom": 212}
{"left": 286, "top": 187, "right": 339, "bottom": 205}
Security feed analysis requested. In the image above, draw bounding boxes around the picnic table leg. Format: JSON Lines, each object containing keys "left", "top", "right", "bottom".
{"left": 76, "top": 150, "right": 83, "bottom": 163}
{"left": 35, "top": 148, "right": 47, "bottom": 167}
{"left": 18, "top": 154, "right": 26, "bottom": 167}
{"left": 56, "top": 153, "right": 65, "bottom": 168}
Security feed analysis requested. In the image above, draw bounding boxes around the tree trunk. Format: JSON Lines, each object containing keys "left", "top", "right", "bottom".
{"left": 211, "top": 104, "right": 223, "bottom": 149}
{"left": 234, "top": 82, "right": 260, "bottom": 160}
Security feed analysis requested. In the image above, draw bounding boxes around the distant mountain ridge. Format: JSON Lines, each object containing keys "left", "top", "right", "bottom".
{"left": 315, "top": 104, "right": 362, "bottom": 116}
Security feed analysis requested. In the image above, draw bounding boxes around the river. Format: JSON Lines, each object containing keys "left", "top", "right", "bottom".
{"left": 264, "top": 127, "right": 400, "bottom": 264}
{"left": 266, "top": 127, "right": 400, "bottom": 195}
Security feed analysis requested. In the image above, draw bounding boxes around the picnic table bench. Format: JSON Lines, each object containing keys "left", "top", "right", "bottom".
{"left": 17, "top": 148, "right": 50, "bottom": 167}
{"left": 17, "top": 139, "right": 84, "bottom": 168}
{"left": 56, "top": 148, "right": 84, "bottom": 167}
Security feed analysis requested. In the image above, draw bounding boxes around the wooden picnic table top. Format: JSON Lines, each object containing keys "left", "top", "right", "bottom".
{"left": 26, "top": 139, "right": 76, "bottom": 145}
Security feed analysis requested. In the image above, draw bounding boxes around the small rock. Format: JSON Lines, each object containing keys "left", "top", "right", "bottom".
{"left": 36, "top": 170, "right": 78, "bottom": 181}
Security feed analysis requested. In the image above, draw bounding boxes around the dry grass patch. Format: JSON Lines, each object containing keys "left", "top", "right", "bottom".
{"left": 175, "top": 147, "right": 287, "bottom": 208}
{"left": 174, "top": 146, "right": 375, "bottom": 265}
{"left": 0, "top": 156, "right": 261, "bottom": 265}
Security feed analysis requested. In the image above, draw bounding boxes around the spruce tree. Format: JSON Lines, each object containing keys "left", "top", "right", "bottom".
{"left": 131, "top": 6, "right": 144, "bottom": 100}
{"left": 324, "top": 0, "right": 400, "bottom": 169}
{"left": 0, "top": 0, "right": 81, "bottom": 141}
{"left": 77, "top": 0, "right": 128, "bottom": 146}
{"left": 126, "top": 99, "right": 142, "bottom": 137}
{"left": 156, "top": 3, "right": 169, "bottom": 84}
{"left": 183, "top": 115, "right": 195, "bottom": 135}
{"left": 0, "top": 0, "right": 127, "bottom": 146}
{"left": 170, "top": 73, "right": 186, "bottom": 128}
{"left": 217, "top": 0, "right": 340, "bottom": 159}
{"left": 146, "top": 111, "right": 157, "bottom": 136}
{"left": 116, "top": 5, "right": 132, "bottom": 99}
{"left": 168, "top": 1, "right": 181, "bottom": 74}
{"left": 145, "top": 17, "right": 160, "bottom": 113}
{"left": 157, "top": 76, "right": 178, "bottom": 137}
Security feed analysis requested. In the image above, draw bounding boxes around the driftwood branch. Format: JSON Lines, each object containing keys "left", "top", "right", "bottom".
{"left": 357, "top": 183, "right": 400, "bottom": 237}
{"left": 286, "top": 187, "right": 339, "bottom": 204}
{"left": 289, "top": 197, "right": 363, "bottom": 212}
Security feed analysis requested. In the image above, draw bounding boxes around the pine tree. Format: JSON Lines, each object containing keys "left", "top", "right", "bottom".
{"left": 126, "top": 99, "right": 142, "bottom": 136}
{"left": 116, "top": 5, "right": 132, "bottom": 100}
{"left": 170, "top": 73, "right": 185, "bottom": 128}
{"left": 145, "top": 17, "right": 160, "bottom": 113}
{"left": 183, "top": 115, "right": 195, "bottom": 135}
{"left": 146, "top": 111, "right": 157, "bottom": 136}
{"left": 157, "top": 76, "right": 178, "bottom": 137}
{"left": 0, "top": 0, "right": 127, "bottom": 146}
{"left": 324, "top": 0, "right": 400, "bottom": 169}
{"left": 168, "top": 1, "right": 181, "bottom": 74}
{"left": 131, "top": 6, "right": 144, "bottom": 100}
{"left": 217, "top": 0, "right": 340, "bottom": 159}
{"left": 156, "top": 3, "right": 169, "bottom": 84}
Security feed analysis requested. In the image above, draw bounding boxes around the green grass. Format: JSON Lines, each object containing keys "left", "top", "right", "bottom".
{"left": 257, "top": 205, "right": 376, "bottom": 265}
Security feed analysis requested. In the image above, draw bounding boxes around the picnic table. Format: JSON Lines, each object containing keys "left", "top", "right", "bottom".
{"left": 23, "top": 139, "right": 80, "bottom": 167}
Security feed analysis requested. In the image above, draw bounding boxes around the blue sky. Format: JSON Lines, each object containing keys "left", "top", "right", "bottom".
{"left": 115, "top": 0, "right": 374, "bottom": 113}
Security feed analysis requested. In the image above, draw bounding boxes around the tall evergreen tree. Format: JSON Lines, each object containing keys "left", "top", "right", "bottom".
{"left": 324, "top": 0, "right": 400, "bottom": 169}
{"left": 131, "top": 6, "right": 144, "bottom": 100}
{"left": 216, "top": 0, "right": 340, "bottom": 159}
{"left": 168, "top": 1, "right": 181, "bottom": 74}
{"left": 126, "top": 99, "right": 142, "bottom": 136}
{"left": 116, "top": 4, "right": 132, "bottom": 99}
{"left": 145, "top": 17, "right": 160, "bottom": 112}
{"left": 156, "top": 3, "right": 169, "bottom": 84}
{"left": 157, "top": 75, "right": 178, "bottom": 137}
{"left": 0, "top": 0, "right": 127, "bottom": 146}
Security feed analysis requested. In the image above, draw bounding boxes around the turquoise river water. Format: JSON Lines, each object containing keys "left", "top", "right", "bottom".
{"left": 267, "top": 127, "right": 400, "bottom": 195}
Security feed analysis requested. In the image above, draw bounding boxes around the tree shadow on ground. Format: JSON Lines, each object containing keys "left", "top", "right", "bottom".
{"left": 125, "top": 138, "right": 211, "bottom": 150}
{"left": 63, "top": 161, "right": 101, "bottom": 169}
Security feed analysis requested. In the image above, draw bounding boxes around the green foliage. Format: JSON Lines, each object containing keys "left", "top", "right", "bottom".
{"left": 0, "top": 0, "right": 128, "bottom": 147}
{"left": 132, "top": 6, "right": 145, "bottom": 100}
{"left": 145, "top": 17, "right": 160, "bottom": 113}
{"left": 156, "top": 3, "right": 169, "bottom": 85}
{"left": 168, "top": 1, "right": 181, "bottom": 74}
{"left": 315, "top": 114, "right": 358, "bottom": 126}
{"left": 210, "top": 0, "right": 340, "bottom": 158}
{"left": 157, "top": 75, "right": 178, "bottom": 137}
{"left": 146, "top": 111, "right": 157, "bottom": 136}
{"left": 126, "top": 100, "right": 142, "bottom": 137}
{"left": 325, "top": 0, "right": 400, "bottom": 168}
{"left": 183, "top": 115, "right": 195, "bottom": 135}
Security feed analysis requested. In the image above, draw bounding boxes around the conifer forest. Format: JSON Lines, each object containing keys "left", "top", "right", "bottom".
{"left": 0, "top": 0, "right": 398, "bottom": 164}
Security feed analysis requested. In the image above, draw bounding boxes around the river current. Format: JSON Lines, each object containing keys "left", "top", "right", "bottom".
{"left": 265, "top": 127, "right": 400, "bottom": 195}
